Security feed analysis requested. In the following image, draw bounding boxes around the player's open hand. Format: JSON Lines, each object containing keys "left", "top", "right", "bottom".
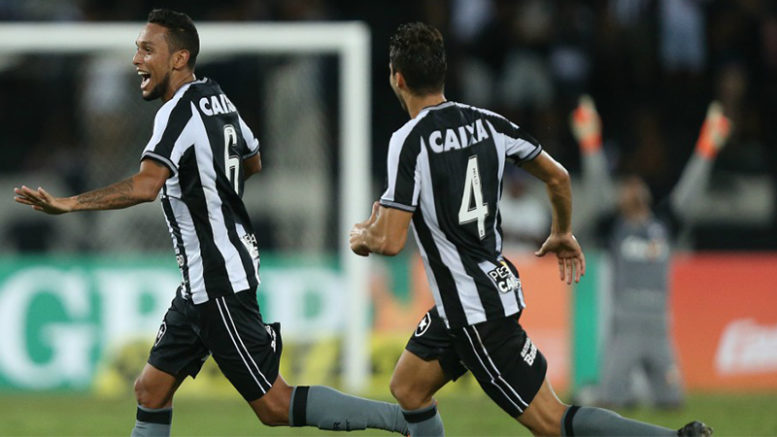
{"left": 535, "top": 232, "right": 586, "bottom": 284}
{"left": 13, "top": 185, "right": 72, "bottom": 214}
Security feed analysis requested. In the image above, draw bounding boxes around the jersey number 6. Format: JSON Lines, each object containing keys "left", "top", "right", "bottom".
{"left": 458, "top": 155, "right": 489, "bottom": 239}
{"left": 223, "top": 124, "right": 241, "bottom": 193}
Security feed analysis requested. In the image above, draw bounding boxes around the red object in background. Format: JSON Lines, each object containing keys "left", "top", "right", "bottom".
{"left": 671, "top": 254, "right": 777, "bottom": 391}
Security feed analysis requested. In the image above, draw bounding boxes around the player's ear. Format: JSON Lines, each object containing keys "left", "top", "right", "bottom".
{"left": 172, "top": 49, "right": 190, "bottom": 70}
{"left": 394, "top": 70, "right": 407, "bottom": 90}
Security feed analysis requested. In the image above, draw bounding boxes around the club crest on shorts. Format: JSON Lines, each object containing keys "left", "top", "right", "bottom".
{"left": 154, "top": 322, "right": 167, "bottom": 347}
{"left": 415, "top": 312, "right": 432, "bottom": 337}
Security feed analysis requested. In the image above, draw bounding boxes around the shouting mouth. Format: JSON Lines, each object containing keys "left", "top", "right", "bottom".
{"left": 138, "top": 70, "right": 151, "bottom": 90}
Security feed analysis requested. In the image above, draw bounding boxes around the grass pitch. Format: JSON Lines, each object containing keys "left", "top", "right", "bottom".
{"left": 0, "top": 391, "right": 775, "bottom": 436}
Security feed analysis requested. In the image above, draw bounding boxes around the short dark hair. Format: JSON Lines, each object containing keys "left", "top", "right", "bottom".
{"left": 147, "top": 9, "right": 199, "bottom": 69}
{"left": 389, "top": 22, "right": 446, "bottom": 95}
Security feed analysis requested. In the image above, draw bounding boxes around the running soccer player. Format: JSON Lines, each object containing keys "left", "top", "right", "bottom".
{"left": 350, "top": 22, "right": 711, "bottom": 437}
{"left": 14, "top": 9, "right": 407, "bottom": 437}
{"left": 570, "top": 96, "right": 731, "bottom": 408}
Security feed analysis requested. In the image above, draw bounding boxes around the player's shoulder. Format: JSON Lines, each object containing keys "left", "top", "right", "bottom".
{"left": 461, "top": 103, "right": 518, "bottom": 128}
{"left": 153, "top": 78, "right": 220, "bottom": 123}
{"left": 388, "top": 109, "right": 435, "bottom": 149}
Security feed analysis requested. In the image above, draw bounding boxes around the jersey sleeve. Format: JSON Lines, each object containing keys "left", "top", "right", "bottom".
{"left": 380, "top": 130, "right": 421, "bottom": 212}
{"left": 487, "top": 117, "right": 542, "bottom": 163}
{"left": 140, "top": 100, "right": 193, "bottom": 176}
{"left": 238, "top": 114, "right": 260, "bottom": 159}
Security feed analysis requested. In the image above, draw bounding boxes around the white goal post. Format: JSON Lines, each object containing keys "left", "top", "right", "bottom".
{"left": 0, "top": 22, "right": 372, "bottom": 392}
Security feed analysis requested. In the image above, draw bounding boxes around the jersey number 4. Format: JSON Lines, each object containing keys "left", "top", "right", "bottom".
{"left": 458, "top": 155, "right": 488, "bottom": 239}
{"left": 223, "top": 124, "right": 241, "bottom": 193}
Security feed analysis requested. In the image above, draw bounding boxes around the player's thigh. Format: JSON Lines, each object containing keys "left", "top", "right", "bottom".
{"left": 199, "top": 290, "right": 283, "bottom": 404}
{"left": 139, "top": 293, "right": 209, "bottom": 407}
{"left": 451, "top": 316, "right": 548, "bottom": 420}
{"left": 392, "top": 308, "right": 466, "bottom": 409}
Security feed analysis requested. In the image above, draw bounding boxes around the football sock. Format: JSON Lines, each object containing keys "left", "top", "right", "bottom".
{"left": 131, "top": 405, "right": 172, "bottom": 437}
{"left": 561, "top": 406, "right": 675, "bottom": 436}
{"left": 402, "top": 403, "right": 445, "bottom": 437}
{"left": 289, "top": 385, "right": 408, "bottom": 435}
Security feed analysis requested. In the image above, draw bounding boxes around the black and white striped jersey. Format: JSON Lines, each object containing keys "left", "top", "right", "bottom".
{"left": 380, "top": 101, "right": 542, "bottom": 328}
{"left": 141, "top": 77, "right": 261, "bottom": 304}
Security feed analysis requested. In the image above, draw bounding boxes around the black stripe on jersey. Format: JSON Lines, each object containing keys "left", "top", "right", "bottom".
{"left": 178, "top": 147, "right": 233, "bottom": 299}
{"left": 161, "top": 186, "right": 192, "bottom": 298}
{"left": 143, "top": 91, "right": 196, "bottom": 172}
{"left": 202, "top": 114, "right": 259, "bottom": 291}
{"left": 392, "top": 131, "right": 422, "bottom": 208}
{"left": 412, "top": 212, "right": 469, "bottom": 328}
{"left": 482, "top": 117, "right": 542, "bottom": 163}
{"left": 153, "top": 89, "right": 196, "bottom": 156}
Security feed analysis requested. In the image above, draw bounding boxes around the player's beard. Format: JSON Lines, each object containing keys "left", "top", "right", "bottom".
{"left": 143, "top": 72, "right": 171, "bottom": 101}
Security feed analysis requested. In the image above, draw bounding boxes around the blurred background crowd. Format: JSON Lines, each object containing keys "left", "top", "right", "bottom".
{"left": 0, "top": 0, "right": 774, "bottom": 254}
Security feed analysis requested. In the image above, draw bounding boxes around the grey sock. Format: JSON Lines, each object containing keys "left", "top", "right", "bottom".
{"left": 131, "top": 405, "right": 172, "bottom": 437}
{"left": 402, "top": 404, "right": 445, "bottom": 437}
{"left": 562, "top": 406, "right": 675, "bottom": 436}
{"left": 289, "top": 385, "right": 408, "bottom": 434}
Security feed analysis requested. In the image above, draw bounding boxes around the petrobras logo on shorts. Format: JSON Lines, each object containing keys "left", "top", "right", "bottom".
{"left": 486, "top": 264, "right": 521, "bottom": 294}
{"left": 520, "top": 336, "right": 537, "bottom": 366}
{"left": 715, "top": 319, "right": 777, "bottom": 375}
{"left": 265, "top": 325, "right": 277, "bottom": 352}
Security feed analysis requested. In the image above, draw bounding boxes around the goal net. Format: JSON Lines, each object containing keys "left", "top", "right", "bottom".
{"left": 0, "top": 23, "right": 371, "bottom": 392}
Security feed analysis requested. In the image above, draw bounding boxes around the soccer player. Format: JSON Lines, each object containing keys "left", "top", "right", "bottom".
{"left": 349, "top": 22, "right": 711, "bottom": 436}
{"left": 570, "top": 96, "right": 731, "bottom": 408}
{"left": 14, "top": 9, "right": 408, "bottom": 437}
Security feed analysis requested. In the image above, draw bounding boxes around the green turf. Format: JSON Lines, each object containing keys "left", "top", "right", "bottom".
{"left": 0, "top": 391, "right": 775, "bottom": 436}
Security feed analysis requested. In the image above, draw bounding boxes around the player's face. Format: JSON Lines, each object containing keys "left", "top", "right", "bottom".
{"left": 133, "top": 23, "right": 174, "bottom": 101}
{"left": 389, "top": 63, "right": 408, "bottom": 112}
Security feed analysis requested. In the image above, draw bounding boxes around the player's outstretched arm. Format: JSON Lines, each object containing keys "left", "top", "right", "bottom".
{"left": 350, "top": 202, "right": 413, "bottom": 257}
{"left": 570, "top": 95, "right": 616, "bottom": 215}
{"left": 522, "top": 151, "right": 585, "bottom": 284}
{"left": 669, "top": 101, "right": 731, "bottom": 217}
{"left": 14, "top": 159, "right": 170, "bottom": 214}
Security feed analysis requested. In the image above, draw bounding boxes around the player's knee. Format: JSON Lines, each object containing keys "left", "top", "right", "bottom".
{"left": 389, "top": 376, "right": 430, "bottom": 410}
{"left": 527, "top": 418, "right": 562, "bottom": 437}
{"left": 255, "top": 401, "right": 289, "bottom": 426}
{"left": 134, "top": 376, "right": 166, "bottom": 409}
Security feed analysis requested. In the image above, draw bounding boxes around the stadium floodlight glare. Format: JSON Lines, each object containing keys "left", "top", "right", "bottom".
{"left": 0, "top": 22, "right": 372, "bottom": 392}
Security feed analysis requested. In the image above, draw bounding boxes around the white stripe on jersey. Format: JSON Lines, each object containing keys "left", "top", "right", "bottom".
{"left": 483, "top": 118, "right": 540, "bottom": 161}
{"left": 380, "top": 111, "right": 430, "bottom": 209}
{"left": 235, "top": 222, "right": 260, "bottom": 284}
{"left": 189, "top": 104, "right": 251, "bottom": 294}
{"left": 238, "top": 115, "right": 260, "bottom": 158}
{"left": 167, "top": 197, "right": 205, "bottom": 302}
{"left": 416, "top": 139, "right": 488, "bottom": 326}
{"left": 413, "top": 227, "right": 449, "bottom": 325}
{"left": 487, "top": 120, "right": 507, "bottom": 255}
